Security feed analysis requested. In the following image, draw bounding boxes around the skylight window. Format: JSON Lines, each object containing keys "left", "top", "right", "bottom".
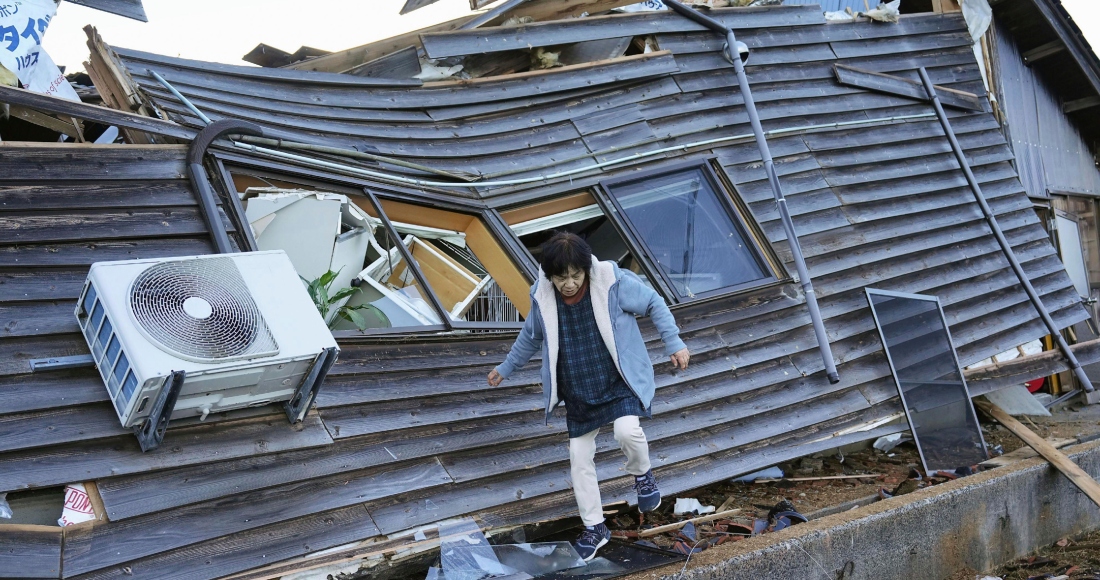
{"left": 602, "top": 165, "right": 774, "bottom": 301}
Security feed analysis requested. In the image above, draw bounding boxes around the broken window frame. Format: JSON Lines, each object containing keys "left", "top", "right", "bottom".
{"left": 211, "top": 155, "right": 532, "bottom": 336}
{"left": 362, "top": 187, "right": 527, "bottom": 333}
{"left": 596, "top": 160, "right": 780, "bottom": 304}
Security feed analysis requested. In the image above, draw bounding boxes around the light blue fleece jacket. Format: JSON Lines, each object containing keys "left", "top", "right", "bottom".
{"left": 494, "top": 258, "right": 687, "bottom": 422}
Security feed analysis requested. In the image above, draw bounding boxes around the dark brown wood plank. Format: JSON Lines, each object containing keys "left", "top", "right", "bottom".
{"left": 96, "top": 414, "right": 551, "bottom": 520}
{"left": 0, "top": 300, "right": 82, "bottom": 338}
{"left": 0, "top": 370, "right": 108, "bottom": 415}
{"left": 0, "top": 412, "right": 333, "bottom": 493}
{"left": 829, "top": 30, "right": 973, "bottom": 59}
{"left": 0, "top": 269, "right": 89, "bottom": 303}
{"left": 124, "top": 52, "right": 680, "bottom": 110}
{"left": 69, "top": 505, "right": 377, "bottom": 580}
{"left": 0, "top": 238, "right": 216, "bottom": 268}
{"left": 115, "top": 47, "right": 421, "bottom": 87}
{"left": 0, "top": 145, "right": 187, "bottom": 181}
{"left": 654, "top": 13, "right": 966, "bottom": 55}
{"left": 833, "top": 63, "right": 984, "bottom": 111}
{"left": 0, "top": 525, "right": 61, "bottom": 579}
{"left": 420, "top": 5, "right": 825, "bottom": 59}
{"left": 0, "top": 84, "right": 194, "bottom": 141}
{"left": 63, "top": 460, "right": 449, "bottom": 577}
{"left": 0, "top": 207, "right": 226, "bottom": 244}
{"left": 0, "top": 182, "right": 196, "bottom": 211}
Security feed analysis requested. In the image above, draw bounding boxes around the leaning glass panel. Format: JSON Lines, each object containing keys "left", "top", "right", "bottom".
{"left": 865, "top": 289, "right": 988, "bottom": 474}
{"left": 606, "top": 167, "right": 769, "bottom": 298}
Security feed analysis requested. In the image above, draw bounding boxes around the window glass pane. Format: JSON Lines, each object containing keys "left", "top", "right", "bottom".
{"left": 607, "top": 168, "right": 768, "bottom": 298}
{"left": 866, "top": 291, "right": 987, "bottom": 473}
{"left": 503, "top": 192, "right": 655, "bottom": 291}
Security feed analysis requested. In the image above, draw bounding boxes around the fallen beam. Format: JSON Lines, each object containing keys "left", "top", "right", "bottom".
{"left": 962, "top": 337, "right": 1100, "bottom": 396}
{"left": 638, "top": 507, "right": 743, "bottom": 538}
{"left": 975, "top": 400, "right": 1100, "bottom": 509}
{"left": 0, "top": 83, "right": 194, "bottom": 141}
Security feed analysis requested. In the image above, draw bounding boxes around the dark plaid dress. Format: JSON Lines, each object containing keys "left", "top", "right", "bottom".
{"left": 556, "top": 288, "right": 649, "bottom": 438}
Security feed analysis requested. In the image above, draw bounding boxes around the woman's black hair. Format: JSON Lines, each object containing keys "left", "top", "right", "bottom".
{"left": 539, "top": 232, "right": 593, "bottom": 280}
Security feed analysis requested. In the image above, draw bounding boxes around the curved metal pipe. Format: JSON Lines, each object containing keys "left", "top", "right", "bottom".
{"left": 664, "top": 0, "right": 840, "bottom": 384}
{"left": 187, "top": 119, "right": 264, "bottom": 253}
{"left": 918, "top": 66, "right": 1094, "bottom": 393}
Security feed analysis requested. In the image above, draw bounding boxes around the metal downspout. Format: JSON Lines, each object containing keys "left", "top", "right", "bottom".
{"left": 664, "top": 0, "right": 840, "bottom": 384}
{"left": 186, "top": 119, "right": 265, "bottom": 254}
{"left": 917, "top": 66, "right": 1095, "bottom": 393}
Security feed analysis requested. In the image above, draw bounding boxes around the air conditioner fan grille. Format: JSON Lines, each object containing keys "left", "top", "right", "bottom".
{"left": 130, "top": 257, "right": 278, "bottom": 362}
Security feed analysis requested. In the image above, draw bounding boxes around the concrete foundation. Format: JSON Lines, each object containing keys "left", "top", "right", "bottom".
{"left": 641, "top": 439, "right": 1100, "bottom": 580}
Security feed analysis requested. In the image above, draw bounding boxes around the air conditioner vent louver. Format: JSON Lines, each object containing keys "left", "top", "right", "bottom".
{"left": 129, "top": 257, "right": 279, "bottom": 362}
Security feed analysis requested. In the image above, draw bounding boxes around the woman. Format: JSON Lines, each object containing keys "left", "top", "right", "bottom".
{"left": 487, "top": 232, "right": 690, "bottom": 561}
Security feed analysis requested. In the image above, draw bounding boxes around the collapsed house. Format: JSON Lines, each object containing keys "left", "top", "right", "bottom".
{"left": 3, "top": 0, "right": 1100, "bottom": 578}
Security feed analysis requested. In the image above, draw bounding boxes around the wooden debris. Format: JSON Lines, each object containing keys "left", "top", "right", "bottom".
{"left": 976, "top": 401, "right": 1100, "bottom": 509}
{"left": 980, "top": 437, "right": 1077, "bottom": 469}
{"left": 753, "top": 473, "right": 883, "bottom": 483}
{"left": 638, "top": 508, "right": 742, "bottom": 538}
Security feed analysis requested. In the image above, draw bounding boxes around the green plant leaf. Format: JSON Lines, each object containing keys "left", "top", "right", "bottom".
{"left": 318, "top": 269, "right": 339, "bottom": 289}
{"left": 344, "top": 307, "right": 369, "bottom": 331}
{"left": 330, "top": 286, "right": 361, "bottom": 303}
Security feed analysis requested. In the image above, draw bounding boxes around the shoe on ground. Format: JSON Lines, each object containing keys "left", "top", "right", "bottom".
{"left": 574, "top": 522, "right": 610, "bottom": 562}
{"left": 634, "top": 469, "right": 661, "bottom": 513}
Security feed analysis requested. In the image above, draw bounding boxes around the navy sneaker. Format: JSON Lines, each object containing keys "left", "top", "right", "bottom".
{"left": 634, "top": 470, "right": 661, "bottom": 513}
{"left": 574, "top": 522, "right": 611, "bottom": 562}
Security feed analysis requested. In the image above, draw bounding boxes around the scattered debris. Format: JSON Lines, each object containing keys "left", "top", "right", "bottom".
{"left": 863, "top": 0, "right": 901, "bottom": 23}
{"left": 672, "top": 498, "right": 715, "bottom": 515}
{"left": 57, "top": 483, "right": 96, "bottom": 527}
{"left": 732, "top": 466, "right": 784, "bottom": 482}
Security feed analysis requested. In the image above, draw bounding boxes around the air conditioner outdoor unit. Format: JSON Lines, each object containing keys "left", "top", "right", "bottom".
{"left": 75, "top": 251, "right": 339, "bottom": 451}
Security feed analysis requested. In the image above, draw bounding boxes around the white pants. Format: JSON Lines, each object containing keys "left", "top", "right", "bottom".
{"left": 569, "top": 415, "right": 652, "bottom": 526}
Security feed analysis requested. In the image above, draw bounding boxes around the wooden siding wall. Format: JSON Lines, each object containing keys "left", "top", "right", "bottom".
{"left": 0, "top": 8, "right": 1085, "bottom": 580}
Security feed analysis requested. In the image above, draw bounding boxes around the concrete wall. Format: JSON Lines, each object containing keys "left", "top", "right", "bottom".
{"left": 644, "top": 440, "right": 1100, "bottom": 580}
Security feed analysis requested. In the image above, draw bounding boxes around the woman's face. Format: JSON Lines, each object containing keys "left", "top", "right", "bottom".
{"left": 551, "top": 266, "right": 586, "bottom": 297}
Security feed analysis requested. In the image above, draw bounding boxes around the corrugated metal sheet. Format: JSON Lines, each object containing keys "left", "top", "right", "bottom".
{"left": 995, "top": 19, "right": 1100, "bottom": 197}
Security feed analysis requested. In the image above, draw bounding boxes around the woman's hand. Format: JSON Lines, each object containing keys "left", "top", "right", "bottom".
{"left": 670, "top": 348, "right": 690, "bottom": 370}
{"left": 487, "top": 369, "right": 504, "bottom": 386}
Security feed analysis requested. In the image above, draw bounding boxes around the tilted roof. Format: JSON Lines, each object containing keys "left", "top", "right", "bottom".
{"left": 0, "top": 7, "right": 1087, "bottom": 580}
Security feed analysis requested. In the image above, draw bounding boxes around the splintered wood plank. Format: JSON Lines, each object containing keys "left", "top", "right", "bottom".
{"left": 0, "top": 412, "right": 333, "bottom": 492}
{"left": 976, "top": 401, "right": 1100, "bottom": 509}
{"left": 0, "top": 84, "right": 192, "bottom": 141}
{"left": 0, "top": 525, "right": 61, "bottom": 579}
